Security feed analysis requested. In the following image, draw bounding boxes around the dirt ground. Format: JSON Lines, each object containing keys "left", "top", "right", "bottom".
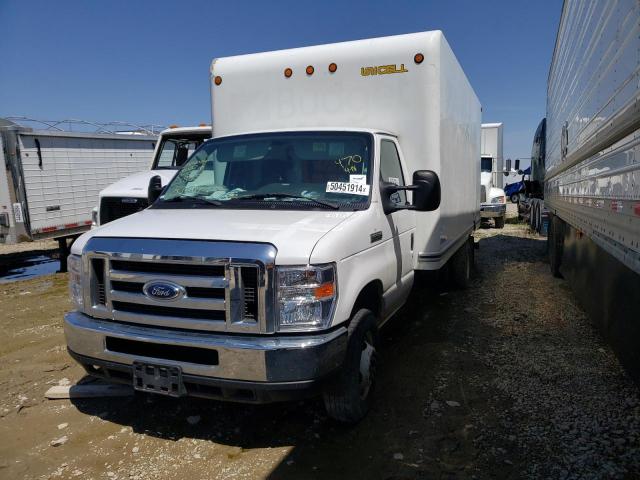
{"left": 1, "top": 221, "right": 639, "bottom": 480}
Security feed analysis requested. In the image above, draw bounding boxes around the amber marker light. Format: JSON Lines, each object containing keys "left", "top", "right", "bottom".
{"left": 328, "top": 63, "right": 337, "bottom": 73}
{"left": 306, "top": 65, "right": 315, "bottom": 75}
{"left": 314, "top": 282, "right": 335, "bottom": 299}
{"left": 284, "top": 67, "right": 293, "bottom": 78}
{"left": 214, "top": 76, "right": 222, "bottom": 85}
{"left": 414, "top": 53, "right": 424, "bottom": 64}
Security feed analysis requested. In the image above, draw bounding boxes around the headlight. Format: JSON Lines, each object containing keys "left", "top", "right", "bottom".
{"left": 491, "top": 196, "right": 506, "bottom": 204}
{"left": 277, "top": 264, "right": 337, "bottom": 331}
{"left": 68, "top": 254, "right": 84, "bottom": 309}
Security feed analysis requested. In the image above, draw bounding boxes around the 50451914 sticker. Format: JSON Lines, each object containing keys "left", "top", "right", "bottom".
{"left": 326, "top": 181, "right": 370, "bottom": 196}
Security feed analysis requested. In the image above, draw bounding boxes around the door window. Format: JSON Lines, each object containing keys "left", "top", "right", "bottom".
{"left": 379, "top": 140, "right": 406, "bottom": 205}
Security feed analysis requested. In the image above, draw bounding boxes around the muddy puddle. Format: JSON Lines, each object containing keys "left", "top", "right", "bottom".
{"left": 0, "top": 254, "right": 60, "bottom": 283}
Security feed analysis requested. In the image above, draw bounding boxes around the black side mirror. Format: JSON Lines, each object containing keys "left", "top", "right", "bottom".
{"left": 148, "top": 175, "right": 163, "bottom": 204}
{"left": 505, "top": 159, "right": 512, "bottom": 172}
{"left": 380, "top": 170, "right": 440, "bottom": 215}
{"left": 411, "top": 170, "right": 440, "bottom": 211}
{"left": 514, "top": 159, "right": 520, "bottom": 171}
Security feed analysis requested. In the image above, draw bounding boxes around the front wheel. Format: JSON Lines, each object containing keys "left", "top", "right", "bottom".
{"left": 510, "top": 193, "right": 519, "bottom": 203}
{"left": 323, "top": 309, "right": 378, "bottom": 423}
{"left": 495, "top": 215, "right": 505, "bottom": 229}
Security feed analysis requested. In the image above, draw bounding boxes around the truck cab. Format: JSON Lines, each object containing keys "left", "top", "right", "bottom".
{"left": 480, "top": 123, "right": 507, "bottom": 228}
{"left": 94, "top": 126, "right": 211, "bottom": 226}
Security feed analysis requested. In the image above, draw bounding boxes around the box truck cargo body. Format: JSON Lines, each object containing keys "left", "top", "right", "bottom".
{"left": 63, "top": 31, "right": 481, "bottom": 421}
{"left": 542, "top": 0, "right": 640, "bottom": 380}
{"left": 0, "top": 118, "right": 157, "bottom": 244}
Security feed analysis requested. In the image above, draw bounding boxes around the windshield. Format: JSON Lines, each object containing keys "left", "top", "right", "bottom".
{"left": 157, "top": 131, "right": 373, "bottom": 210}
{"left": 481, "top": 157, "right": 493, "bottom": 172}
{"left": 154, "top": 137, "right": 207, "bottom": 169}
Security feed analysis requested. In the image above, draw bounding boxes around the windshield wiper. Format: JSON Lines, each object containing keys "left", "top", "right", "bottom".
{"left": 161, "top": 195, "right": 222, "bottom": 206}
{"left": 233, "top": 193, "right": 340, "bottom": 210}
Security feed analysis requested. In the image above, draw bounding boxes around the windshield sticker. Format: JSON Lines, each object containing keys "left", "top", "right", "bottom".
{"left": 233, "top": 145, "right": 247, "bottom": 158}
{"left": 388, "top": 177, "right": 400, "bottom": 185}
{"left": 312, "top": 142, "right": 327, "bottom": 152}
{"left": 350, "top": 174, "right": 367, "bottom": 185}
{"left": 329, "top": 143, "right": 345, "bottom": 156}
{"left": 326, "top": 181, "right": 370, "bottom": 196}
{"left": 335, "top": 155, "right": 363, "bottom": 174}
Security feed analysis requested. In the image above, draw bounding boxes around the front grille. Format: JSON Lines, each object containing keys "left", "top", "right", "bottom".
{"left": 112, "top": 301, "right": 226, "bottom": 321}
{"left": 84, "top": 238, "right": 273, "bottom": 334}
{"left": 110, "top": 260, "right": 224, "bottom": 277}
{"left": 92, "top": 259, "right": 106, "bottom": 305}
{"left": 90, "top": 258, "right": 262, "bottom": 333}
{"left": 99, "top": 197, "right": 148, "bottom": 225}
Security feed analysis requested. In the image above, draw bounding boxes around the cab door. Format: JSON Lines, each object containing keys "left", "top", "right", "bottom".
{"left": 378, "top": 136, "right": 416, "bottom": 316}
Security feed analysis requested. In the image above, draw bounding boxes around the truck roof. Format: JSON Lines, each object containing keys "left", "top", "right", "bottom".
{"left": 160, "top": 126, "right": 211, "bottom": 136}
{"left": 210, "top": 127, "right": 397, "bottom": 140}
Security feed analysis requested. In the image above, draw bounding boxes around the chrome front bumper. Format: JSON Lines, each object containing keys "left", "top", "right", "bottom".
{"left": 64, "top": 312, "right": 347, "bottom": 386}
{"left": 480, "top": 203, "right": 506, "bottom": 218}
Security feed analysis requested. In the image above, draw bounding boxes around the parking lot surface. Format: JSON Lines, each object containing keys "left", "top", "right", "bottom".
{"left": 1, "top": 222, "right": 638, "bottom": 480}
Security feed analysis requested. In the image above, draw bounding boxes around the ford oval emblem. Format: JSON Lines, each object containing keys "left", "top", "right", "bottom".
{"left": 143, "top": 281, "right": 185, "bottom": 301}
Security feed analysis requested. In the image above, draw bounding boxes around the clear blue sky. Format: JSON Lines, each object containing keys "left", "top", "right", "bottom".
{"left": 0, "top": 0, "right": 561, "bottom": 162}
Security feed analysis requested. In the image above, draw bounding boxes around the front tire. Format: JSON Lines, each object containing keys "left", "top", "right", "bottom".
{"left": 323, "top": 309, "right": 378, "bottom": 423}
{"left": 510, "top": 193, "right": 519, "bottom": 203}
{"left": 495, "top": 215, "right": 505, "bottom": 229}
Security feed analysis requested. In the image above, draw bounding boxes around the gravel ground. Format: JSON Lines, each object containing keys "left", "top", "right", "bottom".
{"left": 0, "top": 239, "right": 59, "bottom": 256}
{"left": 0, "top": 222, "right": 638, "bottom": 479}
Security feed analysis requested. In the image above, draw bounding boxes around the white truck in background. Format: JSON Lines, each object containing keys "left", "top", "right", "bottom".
{"left": 480, "top": 123, "right": 507, "bottom": 228}
{"left": 94, "top": 126, "right": 211, "bottom": 226}
{"left": 0, "top": 118, "right": 158, "bottom": 266}
{"left": 63, "top": 31, "right": 481, "bottom": 422}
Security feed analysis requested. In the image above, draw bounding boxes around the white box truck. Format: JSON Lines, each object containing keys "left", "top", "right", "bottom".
{"left": 480, "top": 123, "right": 507, "bottom": 228}
{"left": 94, "top": 126, "right": 211, "bottom": 226}
{"left": 531, "top": 0, "right": 640, "bottom": 380}
{"left": 63, "top": 31, "right": 481, "bottom": 422}
{"left": 0, "top": 118, "right": 158, "bottom": 247}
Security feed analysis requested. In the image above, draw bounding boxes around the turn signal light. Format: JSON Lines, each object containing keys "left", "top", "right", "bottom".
{"left": 314, "top": 282, "right": 334, "bottom": 299}
{"left": 284, "top": 67, "right": 293, "bottom": 78}
{"left": 169, "top": 124, "right": 179, "bottom": 128}
{"left": 414, "top": 53, "right": 424, "bottom": 64}
{"left": 214, "top": 76, "right": 222, "bottom": 86}
{"left": 306, "top": 65, "right": 314, "bottom": 75}
{"left": 328, "top": 63, "right": 337, "bottom": 73}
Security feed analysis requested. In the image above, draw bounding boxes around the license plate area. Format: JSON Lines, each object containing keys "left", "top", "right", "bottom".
{"left": 133, "top": 362, "right": 185, "bottom": 397}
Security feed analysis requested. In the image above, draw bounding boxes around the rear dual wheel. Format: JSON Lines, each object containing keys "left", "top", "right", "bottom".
{"left": 450, "top": 236, "right": 474, "bottom": 289}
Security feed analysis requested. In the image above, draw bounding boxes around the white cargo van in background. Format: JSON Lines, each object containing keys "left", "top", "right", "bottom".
{"left": 63, "top": 31, "right": 481, "bottom": 422}
{"left": 480, "top": 123, "right": 507, "bottom": 228}
{"left": 94, "top": 126, "right": 211, "bottom": 226}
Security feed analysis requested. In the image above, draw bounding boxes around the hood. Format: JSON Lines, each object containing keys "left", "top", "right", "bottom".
{"left": 99, "top": 170, "right": 178, "bottom": 199}
{"left": 72, "top": 207, "right": 355, "bottom": 264}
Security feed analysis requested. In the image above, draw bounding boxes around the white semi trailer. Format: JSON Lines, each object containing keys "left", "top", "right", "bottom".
{"left": 63, "top": 31, "right": 481, "bottom": 422}
{"left": 0, "top": 118, "right": 158, "bottom": 252}
{"left": 480, "top": 123, "right": 507, "bottom": 228}
{"left": 536, "top": 0, "right": 640, "bottom": 380}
